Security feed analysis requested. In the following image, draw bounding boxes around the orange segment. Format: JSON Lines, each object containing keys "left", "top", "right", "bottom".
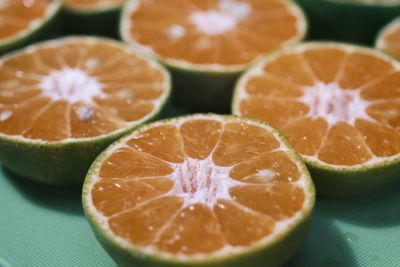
{"left": 214, "top": 199, "right": 275, "bottom": 246}
{"left": 245, "top": 74, "right": 303, "bottom": 97}
{"left": 0, "top": 97, "right": 51, "bottom": 135}
{"left": 229, "top": 151, "right": 301, "bottom": 184}
{"left": 127, "top": 125, "right": 185, "bottom": 163}
{"left": 109, "top": 196, "right": 183, "bottom": 247}
{"left": 99, "top": 147, "right": 173, "bottom": 179}
{"left": 0, "top": 37, "right": 170, "bottom": 142}
{"left": 155, "top": 204, "right": 226, "bottom": 254}
{"left": 302, "top": 48, "right": 348, "bottom": 83}
{"left": 122, "top": 0, "right": 305, "bottom": 66}
{"left": 355, "top": 119, "right": 400, "bottom": 157}
{"left": 213, "top": 122, "right": 280, "bottom": 166}
{"left": 0, "top": 0, "right": 51, "bottom": 41}
{"left": 92, "top": 178, "right": 174, "bottom": 216}
{"left": 23, "top": 100, "right": 70, "bottom": 141}
{"left": 318, "top": 122, "right": 373, "bottom": 165}
{"left": 239, "top": 97, "right": 309, "bottom": 128}
{"left": 338, "top": 52, "right": 395, "bottom": 89}
{"left": 180, "top": 119, "right": 223, "bottom": 160}
{"left": 263, "top": 53, "right": 315, "bottom": 86}
{"left": 282, "top": 117, "right": 329, "bottom": 156}
{"left": 230, "top": 184, "right": 305, "bottom": 221}
{"left": 367, "top": 101, "right": 400, "bottom": 130}
{"left": 361, "top": 72, "right": 400, "bottom": 100}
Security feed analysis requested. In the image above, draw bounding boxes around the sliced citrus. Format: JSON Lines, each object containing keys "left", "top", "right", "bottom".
{"left": 83, "top": 114, "right": 314, "bottom": 266}
{"left": 376, "top": 16, "right": 400, "bottom": 60}
{"left": 0, "top": 37, "right": 170, "bottom": 185}
{"left": 233, "top": 42, "right": 400, "bottom": 198}
{"left": 295, "top": 0, "right": 400, "bottom": 44}
{"left": 0, "top": 0, "right": 62, "bottom": 55}
{"left": 121, "top": 0, "right": 306, "bottom": 111}
{"left": 64, "top": 0, "right": 128, "bottom": 36}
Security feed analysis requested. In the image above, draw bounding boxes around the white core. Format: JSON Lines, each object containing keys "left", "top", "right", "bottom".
{"left": 168, "top": 157, "right": 242, "bottom": 206}
{"left": 300, "top": 82, "right": 372, "bottom": 125}
{"left": 189, "top": 0, "right": 251, "bottom": 35}
{"left": 0, "top": 110, "right": 12, "bottom": 121}
{"left": 167, "top": 25, "right": 186, "bottom": 39}
{"left": 39, "top": 68, "right": 105, "bottom": 104}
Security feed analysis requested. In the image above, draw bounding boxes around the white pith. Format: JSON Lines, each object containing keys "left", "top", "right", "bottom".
{"left": 84, "top": 115, "right": 314, "bottom": 260}
{"left": 300, "top": 82, "right": 372, "bottom": 125}
{"left": 233, "top": 43, "right": 400, "bottom": 168}
{"left": 167, "top": 157, "right": 244, "bottom": 207}
{"left": 39, "top": 67, "right": 105, "bottom": 104}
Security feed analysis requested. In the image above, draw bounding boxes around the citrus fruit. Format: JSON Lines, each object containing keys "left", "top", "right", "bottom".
{"left": 0, "top": 36, "right": 170, "bottom": 185}
{"left": 64, "top": 0, "right": 128, "bottom": 36}
{"left": 82, "top": 114, "right": 315, "bottom": 266}
{"left": 120, "top": 0, "right": 306, "bottom": 112}
{"left": 295, "top": 0, "right": 400, "bottom": 44}
{"left": 0, "top": 0, "right": 62, "bottom": 55}
{"left": 233, "top": 42, "right": 400, "bottom": 198}
{"left": 376, "top": 16, "right": 400, "bottom": 60}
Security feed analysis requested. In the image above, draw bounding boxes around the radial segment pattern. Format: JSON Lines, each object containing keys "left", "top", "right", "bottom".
{"left": 235, "top": 43, "right": 400, "bottom": 167}
{"left": 85, "top": 115, "right": 313, "bottom": 257}
{"left": 0, "top": 37, "right": 169, "bottom": 142}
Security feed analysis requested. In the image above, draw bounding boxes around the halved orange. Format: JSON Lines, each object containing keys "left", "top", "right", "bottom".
{"left": 376, "top": 16, "right": 400, "bottom": 59}
{"left": 0, "top": 0, "right": 62, "bottom": 55}
{"left": 120, "top": 0, "right": 306, "bottom": 111}
{"left": 0, "top": 37, "right": 170, "bottom": 185}
{"left": 233, "top": 42, "right": 400, "bottom": 198}
{"left": 83, "top": 114, "right": 314, "bottom": 266}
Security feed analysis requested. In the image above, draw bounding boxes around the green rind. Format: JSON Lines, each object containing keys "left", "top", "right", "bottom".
{"left": 63, "top": 6, "right": 122, "bottom": 37}
{"left": 82, "top": 114, "right": 315, "bottom": 267}
{"left": 295, "top": 0, "right": 400, "bottom": 44}
{"left": 232, "top": 41, "right": 400, "bottom": 199}
{"left": 0, "top": 37, "right": 172, "bottom": 185}
{"left": 0, "top": 1, "right": 63, "bottom": 56}
{"left": 120, "top": 0, "right": 307, "bottom": 113}
{"left": 307, "top": 158, "right": 400, "bottom": 199}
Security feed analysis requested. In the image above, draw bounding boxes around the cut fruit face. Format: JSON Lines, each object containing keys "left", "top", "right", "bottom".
{"left": 65, "top": 0, "right": 128, "bottom": 12}
{"left": 0, "top": 37, "right": 170, "bottom": 142}
{"left": 121, "top": 0, "right": 306, "bottom": 71}
{"left": 233, "top": 43, "right": 400, "bottom": 168}
{"left": 83, "top": 114, "right": 314, "bottom": 262}
{"left": 0, "top": 0, "right": 60, "bottom": 43}
{"left": 376, "top": 17, "right": 400, "bottom": 60}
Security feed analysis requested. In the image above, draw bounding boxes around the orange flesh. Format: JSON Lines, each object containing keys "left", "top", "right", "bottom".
{"left": 91, "top": 118, "right": 307, "bottom": 255}
{"left": 125, "top": 0, "right": 304, "bottom": 66}
{"left": 378, "top": 19, "right": 400, "bottom": 60}
{"left": 66, "top": 0, "right": 127, "bottom": 10}
{"left": 0, "top": 39, "right": 167, "bottom": 141}
{"left": 0, "top": 0, "right": 52, "bottom": 41}
{"left": 239, "top": 45, "right": 400, "bottom": 166}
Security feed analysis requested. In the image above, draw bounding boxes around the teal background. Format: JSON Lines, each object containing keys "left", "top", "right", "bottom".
{"left": 1, "top": 162, "right": 400, "bottom": 266}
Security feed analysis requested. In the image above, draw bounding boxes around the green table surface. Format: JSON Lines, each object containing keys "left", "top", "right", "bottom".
{"left": 1, "top": 136, "right": 400, "bottom": 267}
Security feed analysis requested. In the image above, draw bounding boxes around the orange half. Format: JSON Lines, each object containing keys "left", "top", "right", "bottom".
{"left": 83, "top": 114, "right": 314, "bottom": 265}
{"left": 0, "top": 0, "right": 61, "bottom": 43}
{"left": 121, "top": 0, "right": 306, "bottom": 71}
{"left": 0, "top": 37, "right": 170, "bottom": 142}
{"left": 234, "top": 42, "right": 400, "bottom": 169}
